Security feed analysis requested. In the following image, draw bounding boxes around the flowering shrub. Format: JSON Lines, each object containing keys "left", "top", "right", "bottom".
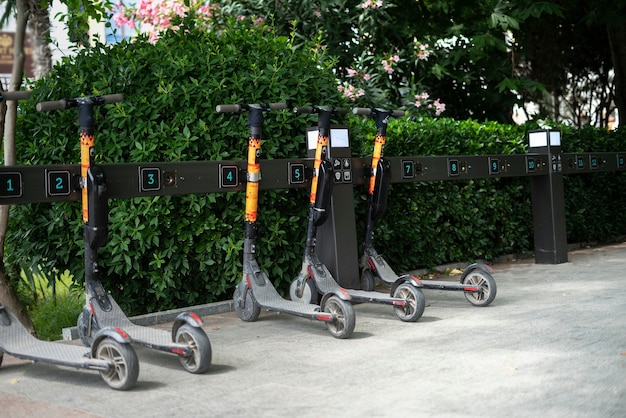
{"left": 110, "top": 0, "right": 446, "bottom": 116}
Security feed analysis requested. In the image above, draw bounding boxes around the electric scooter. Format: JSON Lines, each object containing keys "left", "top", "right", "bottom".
{"left": 217, "top": 102, "right": 356, "bottom": 339}
{"left": 289, "top": 106, "right": 425, "bottom": 322}
{"left": 37, "top": 94, "right": 212, "bottom": 373}
{"left": 0, "top": 90, "right": 139, "bottom": 391}
{"left": 353, "top": 107, "right": 497, "bottom": 307}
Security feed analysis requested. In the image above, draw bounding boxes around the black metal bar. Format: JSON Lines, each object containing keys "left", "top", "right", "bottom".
{"left": 0, "top": 152, "right": 624, "bottom": 206}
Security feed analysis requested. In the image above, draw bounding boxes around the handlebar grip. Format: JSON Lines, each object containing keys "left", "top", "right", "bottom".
{"left": 1, "top": 90, "right": 30, "bottom": 101}
{"left": 293, "top": 106, "right": 314, "bottom": 114}
{"left": 294, "top": 106, "right": 348, "bottom": 115}
{"left": 352, "top": 107, "right": 372, "bottom": 115}
{"left": 353, "top": 107, "right": 405, "bottom": 117}
{"left": 102, "top": 93, "right": 123, "bottom": 104}
{"left": 268, "top": 102, "right": 287, "bottom": 110}
{"left": 36, "top": 99, "right": 68, "bottom": 112}
{"left": 216, "top": 104, "right": 242, "bottom": 113}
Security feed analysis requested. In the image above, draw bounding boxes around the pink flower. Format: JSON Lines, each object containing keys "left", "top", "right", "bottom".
{"left": 433, "top": 99, "right": 446, "bottom": 115}
{"left": 361, "top": 0, "right": 383, "bottom": 9}
{"left": 363, "top": 73, "right": 371, "bottom": 81}
{"left": 347, "top": 68, "right": 358, "bottom": 77}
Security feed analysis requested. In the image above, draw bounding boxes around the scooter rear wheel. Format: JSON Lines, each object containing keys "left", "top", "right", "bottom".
{"left": 95, "top": 338, "right": 139, "bottom": 391}
{"left": 233, "top": 281, "right": 261, "bottom": 322}
{"left": 462, "top": 269, "right": 497, "bottom": 307}
{"left": 175, "top": 324, "right": 212, "bottom": 374}
{"left": 392, "top": 283, "right": 426, "bottom": 322}
{"left": 323, "top": 295, "right": 355, "bottom": 339}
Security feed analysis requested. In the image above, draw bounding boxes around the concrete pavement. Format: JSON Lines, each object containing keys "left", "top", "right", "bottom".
{"left": 1, "top": 243, "right": 625, "bottom": 417}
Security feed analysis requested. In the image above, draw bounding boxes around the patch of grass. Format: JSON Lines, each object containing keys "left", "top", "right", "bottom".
{"left": 17, "top": 267, "right": 84, "bottom": 341}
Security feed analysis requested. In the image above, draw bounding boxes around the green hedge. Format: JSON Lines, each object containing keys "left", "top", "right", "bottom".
{"left": 7, "top": 19, "right": 345, "bottom": 314}
{"left": 6, "top": 18, "right": 626, "bottom": 315}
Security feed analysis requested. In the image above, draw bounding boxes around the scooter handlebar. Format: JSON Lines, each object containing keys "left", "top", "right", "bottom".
{"left": 36, "top": 99, "right": 68, "bottom": 112}
{"left": 216, "top": 103, "right": 287, "bottom": 113}
{"left": 294, "top": 106, "right": 348, "bottom": 115}
{"left": 352, "top": 107, "right": 405, "bottom": 117}
{"left": 102, "top": 93, "right": 124, "bottom": 104}
{"left": 36, "top": 94, "right": 123, "bottom": 112}
{"left": 1, "top": 90, "right": 30, "bottom": 101}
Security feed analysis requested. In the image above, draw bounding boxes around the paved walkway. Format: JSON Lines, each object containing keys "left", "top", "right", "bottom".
{"left": 1, "top": 243, "right": 625, "bottom": 417}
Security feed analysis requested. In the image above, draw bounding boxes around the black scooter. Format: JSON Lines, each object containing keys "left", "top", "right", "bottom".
{"left": 37, "top": 94, "right": 212, "bottom": 373}
{"left": 289, "top": 106, "right": 425, "bottom": 322}
{"left": 218, "top": 103, "right": 356, "bottom": 339}
{"left": 353, "top": 107, "right": 497, "bottom": 307}
{"left": 0, "top": 90, "right": 139, "bottom": 390}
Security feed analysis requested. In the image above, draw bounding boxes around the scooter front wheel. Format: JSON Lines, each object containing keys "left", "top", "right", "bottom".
{"left": 175, "top": 324, "right": 212, "bottom": 374}
{"left": 289, "top": 279, "right": 319, "bottom": 304}
{"left": 77, "top": 308, "right": 99, "bottom": 347}
{"left": 360, "top": 269, "right": 376, "bottom": 291}
{"left": 392, "top": 283, "right": 426, "bottom": 322}
{"left": 233, "top": 281, "right": 261, "bottom": 322}
{"left": 95, "top": 338, "right": 139, "bottom": 391}
{"left": 323, "top": 295, "right": 355, "bottom": 339}
{"left": 462, "top": 269, "right": 497, "bottom": 307}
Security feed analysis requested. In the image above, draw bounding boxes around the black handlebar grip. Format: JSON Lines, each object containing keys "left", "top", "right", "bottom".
{"left": 216, "top": 104, "right": 242, "bottom": 113}
{"left": 36, "top": 99, "right": 68, "bottom": 112}
{"left": 353, "top": 108, "right": 405, "bottom": 117}
{"left": 102, "top": 94, "right": 123, "bottom": 104}
{"left": 268, "top": 102, "right": 287, "bottom": 110}
{"left": 293, "top": 106, "right": 314, "bottom": 114}
{"left": 294, "top": 106, "right": 347, "bottom": 115}
{"left": 352, "top": 107, "right": 373, "bottom": 115}
{"left": 1, "top": 90, "right": 30, "bottom": 101}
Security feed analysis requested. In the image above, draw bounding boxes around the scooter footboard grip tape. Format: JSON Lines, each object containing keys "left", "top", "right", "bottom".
{"left": 36, "top": 99, "right": 68, "bottom": 112}
{"left": 353, "top": 108, "right": 372, "bottom": 115}
{"left": 1, "top": 90, "right": 30, "bottom": 101}
{"left": 216, "top": 104, "right": 242, "bottom": 113}
{"left": 102, "top": 94, "right": 123, "bottom": 104}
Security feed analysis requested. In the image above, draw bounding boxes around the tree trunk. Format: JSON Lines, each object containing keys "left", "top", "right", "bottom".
{"left": 607, "top": 24, "right": 626, "bottom": 124}
{"left": 0, "top": 0, "right": 35, "bottom": 334}
{"left": 26, "top": 0, "right": 52, "bottom": 78}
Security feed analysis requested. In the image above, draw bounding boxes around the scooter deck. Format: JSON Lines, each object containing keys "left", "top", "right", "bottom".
{"left": 343, "top": 289, "right": 404, "bottom": 305}
{"left": 248, "top": 271, "right": 324, "bottom": 318}
{"left": 0, "top": 307, "right": 106, "bottom": 369}
{"left": 91, "top": 296, "right": 180, "bottom": 351}
{"left": 311, "top": 264, "right": 403, "bottom": 306}
{"left": 420, "top": 280, "right": 475, "bottom": 291}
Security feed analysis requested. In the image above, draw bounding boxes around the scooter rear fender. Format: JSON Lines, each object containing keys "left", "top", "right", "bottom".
{"left": 391, "top": 274, "right": 423, "bottom": 294}
{"left": 320, "top": 287, "right": 352, "bottom": 307}
{"left": 460, "top": 263, "right": 494, "bottom": 283}
{"left": 171, "top": 311, "right": 205, "bottom": 341}
{"left": 91, "top": 327, "right": 133, "bottom": 357}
